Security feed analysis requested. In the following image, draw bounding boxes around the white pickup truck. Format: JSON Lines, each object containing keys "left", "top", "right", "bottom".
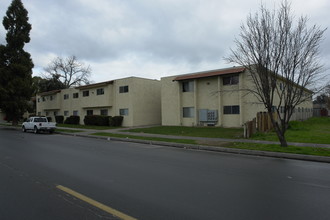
{"left": 22, "top": 117, "right": 57, "bottom": 134}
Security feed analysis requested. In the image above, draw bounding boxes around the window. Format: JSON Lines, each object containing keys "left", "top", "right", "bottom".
{"left": 100, "top": 109, "right": 108, "bottom": 116}
{"left": 73, "top": 110, "right": 79, "bottom": 116}
{"left": 42, "top": 97, "right": 46, "bottom": 102}
{"left": 64, "top": 111, "right": 69, "bottom": 116}
{"left": 86, "top": 110, "right": 93, "bottom": 116}
{"left": 119, "top": 86, "right": 129, "bottom": 93}
{"left": 45, "top": 111, "right": 49, "bottom": 116}
{"left": 182, "top": 81, "right": 194, "bottom": 92}
{"left": 37, "top": 98, "right": 40, "bottom": 103}
{"left": 73, "top": 93, "right": 79, "bottom": 98}
{"left": 64, "top": 94, "right": 69, "bottom": 100}
{"left": 183, "top": 107, "right": 195, "bottom": 118}
{"left": 223, "top": 75, "right": 239, "bottom": 85}
{"left": 223, "top": 105, "right": 240, "bottom": 114}
{"left": 119, "top": 108, "right": 129, "bottom": 116}
{"left": 83, "top": 90, "right": 89, "bottom": 97}
{"left": 97, "top": 88, "right": 104, "bottom": 95}
{"left": 50, "top": 95, "right": 53, "bottom": 101}
{"left": 279, "top": 83, "right": 283, "bottom": 90}
{"left": 54, "top": 111, "right": 58, "bottom": 116}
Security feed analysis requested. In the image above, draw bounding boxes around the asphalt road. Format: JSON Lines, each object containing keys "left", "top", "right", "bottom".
{"left": 1, "top": 127, "right": 330, "bottom": 220}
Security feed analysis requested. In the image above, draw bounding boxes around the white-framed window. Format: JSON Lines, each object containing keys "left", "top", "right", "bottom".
{"left": 83, "top": 90, "right": 89, "bottom": 97}
{"left": 119, "top": 86, "right": 129, "bottom": 93}
{"left": 183, "top": 107, "right": 195, "bottom": 118}
{"left": 182, "top": 81, "right": 194, "bottom": 92}
{"left": 223, "top": 75, "right": 239, "bottom": 85}
{"left": 119, "top": 108, "right": 129, "bottom": 116}
{"left": 86, "top": 110, "right": 93, "bottom": 116}
{"left": 64, "top": 94, "right": 69, "bottom": 100}
{"left": 73, "top": 93, "right": 79, "bottom": 98}
{"left": 223, "top": 105, "right": 240, "bottom": 114}
{"left": 73, "top": 110, "right": 79, "bottom": 116}
{"left": 97, "top": 88, "right": 104, "bottom": 95}
{"left": 64, "top": 111, "right": 69, "bottom": 116}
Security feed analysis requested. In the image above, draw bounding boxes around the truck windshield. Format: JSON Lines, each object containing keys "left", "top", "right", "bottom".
{"left": 34, "top": 118, "right": 47, "bottom": 122}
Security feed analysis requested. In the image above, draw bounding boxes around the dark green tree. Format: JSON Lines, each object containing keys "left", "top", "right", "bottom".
{"left": 32, "top": 75, "right": 66, "bottom": 94}
{"left": 0, "top": 0, "right": 34, "bottom": 125}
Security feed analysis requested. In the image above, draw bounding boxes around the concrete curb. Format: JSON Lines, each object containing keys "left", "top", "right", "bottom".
{"left": 58, "top": 131, "right": 330, "bottom": 163}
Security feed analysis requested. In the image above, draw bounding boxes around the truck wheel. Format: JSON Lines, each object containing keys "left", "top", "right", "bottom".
{"left": 34, "top": 126, "right": 39, "bottom": 134}
{"left": 22, "top": 126, "right": 26, "bottom": 132}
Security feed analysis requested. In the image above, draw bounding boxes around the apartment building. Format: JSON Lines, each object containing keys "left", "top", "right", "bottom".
{"left": 36, "top": 77, "right": 161, "bottom": 127}
{"left": 161, "top": 67, "right": 313, "bottom": 128}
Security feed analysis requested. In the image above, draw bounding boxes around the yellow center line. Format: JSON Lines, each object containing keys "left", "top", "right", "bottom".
{"left": 56, "top": 185, "right": 138, "bottom": 220}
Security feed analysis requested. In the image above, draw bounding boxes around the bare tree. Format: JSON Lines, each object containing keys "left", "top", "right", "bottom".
{"left": 44, "top": 55, "right": 91, "bottom": 88}
{"left": 226, "top": 1, "right": 326, "bottom": 147}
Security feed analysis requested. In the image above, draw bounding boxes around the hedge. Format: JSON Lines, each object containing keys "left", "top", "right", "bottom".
{"left": 109, "top": 116, "right": 123, "bottom": 127}
{"left": 64, "top": 116, "right": 80, "bottom": 125}
{"left": 55, "top": 115, "right": 64, "bottom": 124}
{"left": 84, "top": 115, "right": 109, "bottom": 126}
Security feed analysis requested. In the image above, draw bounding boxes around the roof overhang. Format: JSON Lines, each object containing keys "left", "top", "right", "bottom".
{"left": 76, "top": 80, "right": 114, "bottom": 90}
{"left": 173, "top": 67, "right": 245, "bottom": 81}
{"left": 38, "top": 90, "right": 61, "bottom": 97}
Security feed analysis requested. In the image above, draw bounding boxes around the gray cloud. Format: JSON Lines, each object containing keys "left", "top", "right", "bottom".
{"left": 0, "top": 0, "right": 329, "bottom": 83}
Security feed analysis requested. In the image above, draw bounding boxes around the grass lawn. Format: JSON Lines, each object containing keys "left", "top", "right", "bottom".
{"left": 92, "top": 132, "right": 330, "bottom": 157}
{"left": 124, "top": 126, "right": 244, "bottom": 139}
{"left": 251, "top": 117, "right": 330, "bottom": 144}
{"left": 57, "top": 124, "right": 119, "bottom": 130}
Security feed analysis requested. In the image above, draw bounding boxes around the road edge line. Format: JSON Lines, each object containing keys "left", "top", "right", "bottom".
{"left": 56, "top": 185, "right": 137, "bottom": 220}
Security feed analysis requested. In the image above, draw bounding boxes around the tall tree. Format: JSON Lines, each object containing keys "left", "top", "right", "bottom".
{"left": 32, "top": 76, "right": 66, "bottom": 94}
{"left": 226, "top": 1, "right": 326, "bottom": 147}
{"left": 0, "top": 0, "right": 34, "bottom": 125}
{"left": 43, "top": 55, "right": 91, "bottom": 88}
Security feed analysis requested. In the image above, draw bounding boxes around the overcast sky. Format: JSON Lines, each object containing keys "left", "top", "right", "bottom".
{"left": 0, "top": 0, "right": 329, "bottom": 83}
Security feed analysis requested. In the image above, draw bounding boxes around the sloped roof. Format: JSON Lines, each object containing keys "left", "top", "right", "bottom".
{"left": 173, "top": 67, "right": 245, "bottom": 81}
{"left": 38, "top": 90, "right": 61, "bottom": 96}
{"left": 75, "top": 80, "right": 114, "bottom": 90}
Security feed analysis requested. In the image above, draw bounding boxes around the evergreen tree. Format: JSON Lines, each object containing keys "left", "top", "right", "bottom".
{"left": 0, "top": 0, "right": 34, "bottom": 125}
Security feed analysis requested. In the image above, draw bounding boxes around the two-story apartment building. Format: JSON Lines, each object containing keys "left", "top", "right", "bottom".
{"left": 36, "top": 77, "right": 161, "bottom": 127}
{"left": 161, "top": 67, "right": 313, "bottom": 127}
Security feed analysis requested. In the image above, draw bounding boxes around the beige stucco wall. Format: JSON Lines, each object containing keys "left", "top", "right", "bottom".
{"left": 161, "top": 76, "right": 181, "bottom": 126}
{"left": 161, "top": 69, "right": 313, "bottom": 128}
{"left": 36, "top": 77, "right": 161, "bottom": 127}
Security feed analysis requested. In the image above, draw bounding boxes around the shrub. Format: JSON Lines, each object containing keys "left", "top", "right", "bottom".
{"left": 64, "top": 116, "right": 80, "bottom": 125}
{"left": 47, "top": 117, "right": 52, "bottom": 122}
{"left": 84, "top": 115, "right": 109, "bottom": 126}
{"left": 55, "top": 115, "right": 64, "bottom": 124}
{"left": 112, "top": 116, "right": 123, "bottom": 127}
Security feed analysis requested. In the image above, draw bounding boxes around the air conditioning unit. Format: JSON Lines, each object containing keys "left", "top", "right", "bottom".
{"left": 199, "top": 109, "right": 218, "bottom": 126}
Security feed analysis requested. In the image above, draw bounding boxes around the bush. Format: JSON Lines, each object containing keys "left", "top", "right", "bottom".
{"left": 112, "top": 116, "right": 123, "bottom": 127}
{"left": 55, "top": 115, "right": 64, "bottom": 124}
{"left": 84, "top": 115, "right": 109, "bottom": 126}
{"left": 64, "top": 116, "right": 80, "bottom": 125}
{"left": 47, "top": 117, "right": 52, "bottom": 122}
